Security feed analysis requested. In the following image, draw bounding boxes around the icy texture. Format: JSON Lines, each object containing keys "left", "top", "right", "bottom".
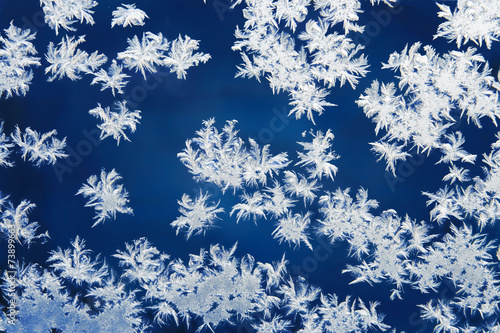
{"left": 1, "top": 244, "right": 143, "bottom": 332}
{"left": 423, "top": 132, "right": 500, "bottom": 229}
{"left": 91, "top": 60, "right": 130, "bottom": 96}
{"left": 76, "top": 169, "right": 133, "bottom": 227}
{"left": 0, "top": 194, "right": 49, "bottom": 247}
{"left": 230, "top": 0, "right": 376, "bottom": 123}
{"left": 0, "top": 238, "right": 390, "bottom": 332}
{"left": 0, "top": 122, "right": 13, "bottom": 167}
{"left": 45, "top": 35, "right": 107, "bottom": 81}
{"left": 435, "top": 0, "right": 500, "bottom": 49}
{"left": 111, "top": 4, "right": 149, "bottom": 28}
{"left": 171, "top": 191, "right": 224, "bottom": 239}
{"left": 117, "top": 32, "right": 210, "bottom": 80}
{"left": 11, "top": 126, "right": 68, "bottom": 166}
{"left": 357, "top": 43, "right": 500, "bottom": 174}
{"left": 177, "top": 119, "right": 342, "bottom": 248}
{"left": 0, "top": 22, "right": 41, "bottom": 99}
{"left": 89, "top": 101, "right": 141, "bottom": 145}
{"left": 40, "top": 0, "right": 98, "bottom": 35}
{"left": 178, "top": 119, "right": 290, "bottom": 193}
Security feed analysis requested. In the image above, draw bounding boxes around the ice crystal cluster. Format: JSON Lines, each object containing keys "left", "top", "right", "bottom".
{"left": 1, "top": 0, "right": 500, "bottom": 333}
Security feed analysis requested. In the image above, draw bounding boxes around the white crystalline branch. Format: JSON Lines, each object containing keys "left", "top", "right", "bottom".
{"left": 113, "top": 237, "right": 169, "bottom": 283}
{"left": 89, "top": 101, "right": 141, "bottom": 145}
{"left": 111, "top": 4, "right": 149, "bottom": 28}
{"left": 91, "top": 59, "right": 130, "bottom": 96}
{"left": 171, "top": 191, "right": 224, "bottom": 239}
{"left": 11, "top": 125, "right": 68, "bottom": 166}
{"left": 45, "top": 35, "right": 107, "bottom": 81}
{"left": 117, "top": 32, "right": 210, "bottom": 80}
{"left": 0, "top": 194, "right": 49, "bottom": 246}
{"left": 117, "top": 32, "right": 169, "bottom": 79}
{"left": 163, "top": 34, "right": 211, "bottom": 79}
{"left": 47, "top": 235, "right": 108, "bottom": 285}
{"left": 357, "top": 43, "right": 500, "bottom": 174}
{"left": 0, "top": 22, "right": 41, "bottom": 99}
{"left": 272, "top": 211, "right": 313, "bottom": 250}
{"left": 435, "top": 0, "right": 500, "bottom": 49}
{"left": 40, "top": 0, "right": 98, "bottom": 35}
{"left": 231, "top": 0, "right": 369, "bottom": 123}
{"left": 76, "top": 168, "right": 133, "bottom": 227}
{"left": 423, "top": 132, "right": 500, "bottom": 228}
{"left": 0, "top": 121, "right": 13, "bottom": 167}
{"left": 296, "top": 129, "right": 339, "bottom": 180}
{"left": 178, "top": 119, "right": 289, "bottom": 193}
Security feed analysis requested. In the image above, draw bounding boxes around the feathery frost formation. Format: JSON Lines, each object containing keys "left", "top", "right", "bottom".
{"left": 2, "top": 1, "right": 500, "bottom": 332}
{"left": 0, "top": 194, "right": 49, "bottom": 247}
{"left": 117, "top": 33, "right": 211, "bottom": 80}
{"left": 0, "top": 238, "right": 391, "bottom": 332}
{"left": 89, "top": 101, "right": 141, "bottom": 145}
{"left": 76, "top": 169, "right": 133, "bottom": 227}
{"left": 177, "top": 119, "right": 339, "bottom": 249}
{"left": 435, "top": 0, "right": 500, "bottom": 49}
{"left": 11, "top": 126, "right": 68, "bottom": 166}
{"left": 357, "top": 43, "right": 500, "bottom": 175}
{"left": 40, "top": 0, "right": 98, "bottom": 35}
{"left": 230, "top": 0, "right": 386, "bottom": 123}
{"left": 45, "top": 35, "right": 107, "bottom": 82}
{"left": 0, "top": 22, "right": 40, "bottom": 99}
{"left": 111, "top": 4, "right": 149, "bottom": 28}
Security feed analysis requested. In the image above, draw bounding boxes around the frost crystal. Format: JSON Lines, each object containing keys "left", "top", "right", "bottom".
{"left": 89, "top": 101, "right": 141, "bottom": 145}
{"left": 0, "top": 22, "right": 41, "bottom": 99}
{"left": 0, "top": 194, "right": 49, "bottom": 246}
{"left": 117, "top": 32, "right": 210, "bottom": 80}
{"left": 409, "top": 224, "right": 500, "bottom": 318}
{"left": 178, "top": 119, "right": 289, "bottom": 193}
{"left": 48, "top": 236, "right": 108, "bottom": 285}
{"left": 272, "top": 211, "right": 312, "bottom": 250}
{"left": 357, "top": 43, "right": 500, "bottom": 174}
{"left": 111, "top": 4, "right": 149, "bottom": 28}
{"left": 76, "top": 168, "right": 133, "bottom": 227}
{"left": 424, "top": 132, "right": 500, "bottom": 228}
{"left": 296, "top": 129, "right": 339, "bottom": 180}
{"left": 231, "top": 0, "right": 372, "bottom": 123}
{"left": 164, "top": 34, "right": 211, "bottom": 79}
{"left": 91, "top": 59, "right": 130, "bottom": 96}
{"left": 40, "top": 0, "right": 98, "bottom": 35}
{"left": 11, "top": 126, "right": 68, "bottom": 166}
{"left": 0, "top": 121, "right": 14, "bottom": 167}
{"left": 171, "top": 191, "right": 224, "bottom": 239}
{"left": 435, "top": 0, "right": 500, "bottom": 49}
{"left": 45, "top": 35, "right": 107, "bottom": 81}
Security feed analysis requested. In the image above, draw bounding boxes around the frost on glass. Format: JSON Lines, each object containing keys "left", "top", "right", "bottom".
{"left": 117, "top": 32, "right": 210, "bottom": 80}
{"left": 91, "top": 59, "right": 130, "bottom": 96}
{"left": 171, "top": 191, "right": 224, "bottom": 239}
{"left": 423, "top": 132, "right": 500, "bottom": 229}
{"left": 0, "top": 22, "right": 41, "bottom": 99}
{"left": 177, "top": 119, "right": 340, "bottom": 249}
{"left": 89, "top": 101, "right": 141, "bottom": 145}
{"left": 228, "top": 0, "right": 403, "bottom": 123}
{"left": 0, "top": 121, "right": 13, "bottom": 167}
{"left": 40, "top": 0, "right": 98, "bottom": 35}
{"left": 357, "top": 43, "right": 500, "bottom": 174}
{"left": 435, "top": 0, "right": 500, "bottom": 49}
{"left": 0, "top": 194, "right": 49, "bottom": 247}
{"left": 0, "top": 237, "right": 391, "bottom": 332}
{"left": 10, "top": 126, "right": 68, "bottom": 166}
{"left": 76, "top": 168, "right": 133, "bottom": 227}
{"left": 45, "top": 35, "right": 107, "bottom": 81}
{"left": 111, "top": 4, "right": 149, "bottom": 28}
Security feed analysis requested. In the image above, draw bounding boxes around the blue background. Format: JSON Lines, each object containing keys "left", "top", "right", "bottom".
{"left": 0, "top": 0, "right": 499, "bottom": 332}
